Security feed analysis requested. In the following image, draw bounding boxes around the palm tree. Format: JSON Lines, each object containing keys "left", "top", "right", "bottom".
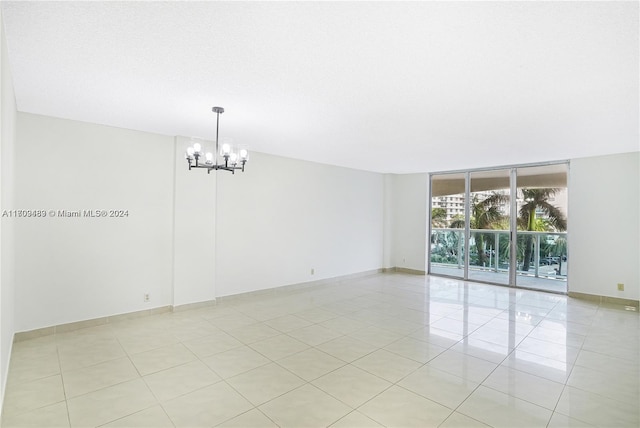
{"left": 450, "top": 192, "right": 509, "bottom": 267}
{"left": 431, "top": 207, "right": 448, "bottom": 228}
{"left": 553, "top": 235, "right": 568, "bottom": 276}
{"left": 518, "top": 188, "right": 567, "bottom": 271}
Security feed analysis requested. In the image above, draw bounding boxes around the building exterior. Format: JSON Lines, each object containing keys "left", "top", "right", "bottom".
{"left": 434, "top": 189, "right": 568, "bottom": 227}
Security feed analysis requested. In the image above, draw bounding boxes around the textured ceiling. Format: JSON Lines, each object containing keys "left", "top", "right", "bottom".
{"left": 1, "top": 1, "right": 638, "bottom": 173}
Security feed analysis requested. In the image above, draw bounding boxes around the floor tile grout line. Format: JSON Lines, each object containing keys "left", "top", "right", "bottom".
{"left": 93, "top": 403, "right": 168, "bottom": 428}
{"left": 211, "top": 401, "right": 277, "bottom": 428}
{"left": 55, "top": 344, "right": 72, "bottom": 428}
{"left": 329, "top": 409, "right": 372, "bottom": 428}
{"left": 436, "top": 410, "right": 488, "bottom": 428}
{"left": 1, "top": 375, "right": 68, "bottom": 420}
{"left": 220, "top": 375, "right": 297, "bottom": 424}
{"left": 478, "top": 381, "right": 561, "bottom": 413}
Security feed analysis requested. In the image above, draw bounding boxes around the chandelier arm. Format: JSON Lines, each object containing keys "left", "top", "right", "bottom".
{"left": 190, "top": 162, "right": 240, "bottom": 174}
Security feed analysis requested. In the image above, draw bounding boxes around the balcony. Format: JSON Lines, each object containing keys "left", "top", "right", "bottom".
{"left": 430, "top": 228, "right": 568, "bottom": 293}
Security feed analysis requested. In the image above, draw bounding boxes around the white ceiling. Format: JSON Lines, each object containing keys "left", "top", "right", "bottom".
{"left": 1, "top": 1, "right": 638, "bottom": 173}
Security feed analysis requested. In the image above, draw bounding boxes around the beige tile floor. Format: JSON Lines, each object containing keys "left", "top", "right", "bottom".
{"left": 1, "top": 273, "right": 638, "bottom": 427}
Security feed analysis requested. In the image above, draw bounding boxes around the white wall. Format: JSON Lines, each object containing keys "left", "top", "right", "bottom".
{"left": 12, "top": 114, "right": 387, "bottom": 329}
{"left": 389, "top": 173, "right": 428, "bottom": 272}
{"left": 172, "top": 136, "right": 216, "bottom": 306}
{"left": 170, "top": 136, "right": 387, "bottom": 304}
{"left": 0, "top": 11, "right": 17, "bottom": 407}
{"left": 14, "top": 113, "right": 175, "bottom": 331}
{"left": 215, "top": 152, "right": 384, "bottom": 296}
{"left": 569, "top": 151, "right": 639, "bottom": 300}
{"left": 382, "top": 174, "right": 394, "bottom": 269}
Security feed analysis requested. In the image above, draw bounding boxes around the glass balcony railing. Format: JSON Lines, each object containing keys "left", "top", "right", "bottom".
{"left": 430, "top": 228, "right": 568, "bottom": 289}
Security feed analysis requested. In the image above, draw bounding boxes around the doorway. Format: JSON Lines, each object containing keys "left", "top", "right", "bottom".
{"left": 429, "top": 163, "right": 569, "bottom": 293}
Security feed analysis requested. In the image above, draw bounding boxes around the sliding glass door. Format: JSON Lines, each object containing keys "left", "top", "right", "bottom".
{"left": 467, "top": 169, "right": 511, "bottom": 285}
{"left": 429, "top": 163, "right": 568, "bottom": 293}
{"left": 514, "top": 165, "right": 568, "bottom": 292}
{"left": 430, "top": 172, "right": 465, "bottom": 279}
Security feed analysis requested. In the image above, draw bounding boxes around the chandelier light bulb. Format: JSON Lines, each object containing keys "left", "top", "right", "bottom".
{"left": 193, "top": 143, "right": 202, "bottom": 153}
{"left": 221, "top": 143, "right": 231, "bottom": 156}
{"left": 239, "top": 149, "right": 248, "bottom": 160}
{"left": 205, "top": 152, "right": 213, "bottom": 164}
{"left": 186, "top": 147, "right": 195, "bottom": 157}
{"left": 229, "top": 152, "right": 238, "bottom": 165}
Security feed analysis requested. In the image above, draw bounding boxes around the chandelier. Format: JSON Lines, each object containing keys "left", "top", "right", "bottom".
{"left": 185, "top": 107, "right": 248, "bottom": 174}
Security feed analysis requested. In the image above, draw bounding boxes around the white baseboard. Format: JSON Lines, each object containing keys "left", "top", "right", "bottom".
{"left": 14, "top": 269, "right": 384, "bottom": 341}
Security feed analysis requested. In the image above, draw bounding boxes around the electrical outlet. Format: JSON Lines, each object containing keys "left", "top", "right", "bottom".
{"left": 144, "top": 293, "right": 150, "bottom": 302}
{"left": 311, "top": 268, "right": 315, "bottom": 275}
{"left": 617, "top": 283, "right": 624, "bottom": 291}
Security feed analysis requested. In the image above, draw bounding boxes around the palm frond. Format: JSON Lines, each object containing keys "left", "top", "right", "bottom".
{"left": 448, "top": 219, "right": 462, "bottom": 228}
{"left": 537, "top": 202, "right": 567, "bottom": 231}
